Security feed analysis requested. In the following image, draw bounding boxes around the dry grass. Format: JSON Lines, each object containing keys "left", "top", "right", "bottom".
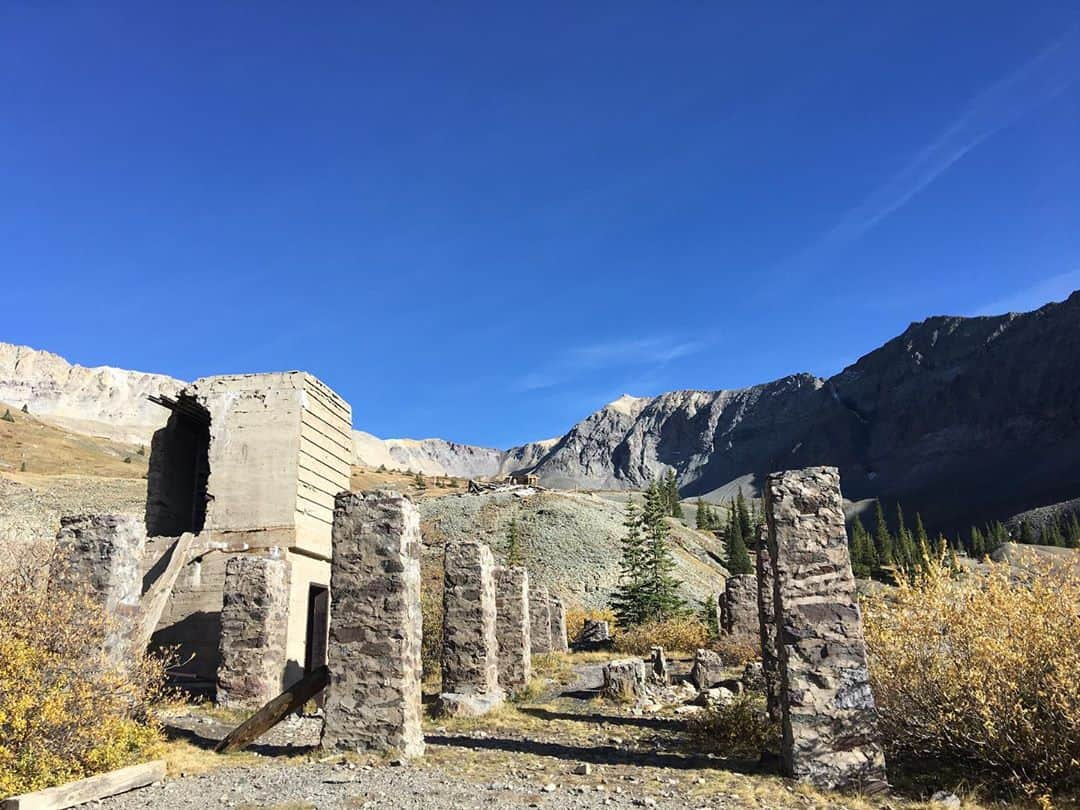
{"left": 613, "top": 615, "right": 710, "bottom": 656}
{"left": 348, "top": 466, "right": 467, "bottom": 500}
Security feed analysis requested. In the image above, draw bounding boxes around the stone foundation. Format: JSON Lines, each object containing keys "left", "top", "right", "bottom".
{"left": 217, "top": 551, "right": 290, "bottom": 710}
{"left": 321, "top": 491, "right": 424, "bottom": 757}
{"left": 51, "top": 514, "right": 145, "bottom": 663}
{"left": 528, "top": 582, "right": 553, "bottom": 654}
{"left": 493, "top": 565, "right": 532, "bottom": 693}
{"left": 549, "top": 594, "right": 568, "bottom": 652}
{"left": 439, "top": 541, "right": 502, "bottom": 715}
{"left": 764, "top": 467, "right": 887, "bottom": 791}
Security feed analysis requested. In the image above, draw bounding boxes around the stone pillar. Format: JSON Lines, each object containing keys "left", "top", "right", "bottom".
{"left": 321, "top": 491, "right": 424, "bottom": 758}
{"left": 720, "top": 574, "right": 758, "bottom": 638}
{"left": 649, "top": 646, "right": 668, "bottom": 684}
{"left": 51, "top": 514, "right": 145, "bottom": 663}
{"left": 578, "top": 619, "right": 611, "bottom": 650}
{"left": 755, "top": 525, "right": 781, "bottom": 723}
{"left": 549, "top": 594, "right": 568, "bottom": 653}
{"left": 528, "top": 582, "right": 552, "bottom": 654}
{"left": 764, "top": 467, "right": 887, "bottom": 791}
{"left": 439, "top": 541, "right": 502, "bottom": 716}
{"left": 602, "top": 658, "right": 645, "bottom": 702}
{"left": 493, "top": 565, "right": 532, "bottom": 693}
{"left": 217, "top": 551, "right": 290, "bottom": 710}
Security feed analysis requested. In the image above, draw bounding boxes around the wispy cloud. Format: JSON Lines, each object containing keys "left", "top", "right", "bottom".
{"left": 974, "top": 269, "right": 1080, "bottom": 316}
{"left": 822, "top": 30, "right": 1080, "bottom": 249}
{"left": 513, "top": 334, "right": 708, "bottom": 392}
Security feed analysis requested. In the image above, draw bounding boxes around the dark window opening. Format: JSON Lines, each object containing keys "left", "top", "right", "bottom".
{"left": 305, "top": 584, "right": 329, "bottom": 675}
{"left": 145, "top": 394, "right": 211, "bottom": 536}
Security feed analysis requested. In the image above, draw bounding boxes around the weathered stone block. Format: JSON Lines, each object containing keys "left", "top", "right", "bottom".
{"left": 51, "top": 514, "right": 145, "bottom": 663}
{"left": 755, "top": 525, "right": 781, "bottom": 723}
{"left": 602, "top": 658, "right": 646, "bottom": 702}
{"left": 321, "top": 491, "right": 424, "bottom": 758}
{"left": 720, "top": 574, "right": 758, "bottom": 638}
{"left": 493, "top": 565, "right": 532, "bottom": 693}
{"left": 576, "top": 619, "right": 612, "bottom": 650}
{"left": 439, "top": 540, "right": 502, "bottom": 714}
{"left": 689, "top": 648, "right": 725, "bottom": 691}
{"left": 649, "top": 646, "right": 668, "bottom": 684}
{"left": 217, "top": 551, "right": 290, "bottom": 710}
{"left": 528, "top": 582, "right": 553, "bottom": 654}
{"left": 549, "top": 594, "right": 568, "bottom": 653}
{"left": 764, "top": 466, "right": 887, "bottom": 791}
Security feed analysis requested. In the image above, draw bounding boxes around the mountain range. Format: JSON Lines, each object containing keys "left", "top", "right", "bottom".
{"left": 4, "top": 290, "right": 1079, "bottom": 532}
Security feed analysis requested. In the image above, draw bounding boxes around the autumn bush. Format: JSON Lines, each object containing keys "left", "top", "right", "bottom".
{"left": 683, "top": 693, "right": 777, "bottom": 758}
{"left": 0, "top": 551, "right": 167, "bottom": 797}
{"left": 614, "top": 615, "right": 710, "bottom": 656}
{"left": 420, "top": 560, "right": 445, "bottom": 682}
{"left": 862, "top": 556, "right": 1080, "bottom": 794}
{"left": 708, "top": 633, "right": 759, "bottom": 667}
{"left": 564, "top": 605, "right": 616, "bottom": 647}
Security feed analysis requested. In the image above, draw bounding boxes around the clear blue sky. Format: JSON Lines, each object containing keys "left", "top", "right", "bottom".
{"left": 3, "top": 3, "right": 1079, "bottom": 448}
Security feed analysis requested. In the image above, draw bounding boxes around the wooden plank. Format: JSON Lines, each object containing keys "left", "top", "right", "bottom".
{"left": 215, "top": 665, "right": 330, "bottom": 754}
{"left": 1, "top": 760, "right": 166, "bottom": 810}
{"left": 133, "top": 533, "right": 197, "bottom": 652}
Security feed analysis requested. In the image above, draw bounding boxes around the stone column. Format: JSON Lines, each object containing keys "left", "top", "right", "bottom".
{"left": 217, "top": 551, "right": 290, "bottom": 710}
{"left": 51, "top": 514, "right": 145, "bottom": 663}
{"left": 528, "top": 582, "right": 553, "bottom": 654}
{"left": 764, "top": 467, "right": 887, "bottom": 791}
{"left": 493, "top": 565, "right": 532, "bottom": 693}
{"left": 549, "top": 594, "right": 568, "bottom": 653}
{"left": 321, "top": 491, "right": 424, "bottom": 757}
{"left": 755, "top": 525, "right": 781, "bottom": 723}
{"left": 720, "top": 573, "right": 758, "bottom": 638}
{"left": 439, "top": 541, "right": 502, "bottom": 716}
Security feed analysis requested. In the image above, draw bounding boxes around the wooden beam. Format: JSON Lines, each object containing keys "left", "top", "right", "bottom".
{"left": 1, "top": 760, "right": 166, "bottom": 809}
{"left": 133, "top": 533, "right": 197, "bottom": 653}
{"left": 215, "top": 665, "right": 330, "bottom": 754}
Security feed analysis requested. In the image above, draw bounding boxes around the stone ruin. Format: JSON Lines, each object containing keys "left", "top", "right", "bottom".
{"left": 762, "top": 466, "right": 887, "bottom": 791}
{"left": 217, "top": 551, "right": 290, "bottom": 710}
{"left": 602, "top": 658, "right": 646, "bottom": 702}
{"left": 576, "top": 618, "right": 612, "bottom": 650}
{"left": 50, "top": 513, "right": 145, "bottom": 664}
{"left": 494, "top": 565, "right": 532, "bottom": 693}
{"left": 719, "top": 573, "right": 757, "bottom": 639}
{"left": 321, "top": 491, "right": 424, "bottom": 757}
{"left": 528, "top": 581, "right": 553, "bottom": 654}
{"left": 438, "top": 540, "right": 504, "bottom": 716}
{"left": 549, "top": 594, "right": 569, "bottom": 652}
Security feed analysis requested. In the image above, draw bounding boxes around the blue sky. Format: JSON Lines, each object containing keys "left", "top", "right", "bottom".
{"left": 3, "top": 3, "right": 1079, "bottom": 448}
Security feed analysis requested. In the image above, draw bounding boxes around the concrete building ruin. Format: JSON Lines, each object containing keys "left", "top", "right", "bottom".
{"left": 142, "top": 371, "right": 352, "bottom": 693}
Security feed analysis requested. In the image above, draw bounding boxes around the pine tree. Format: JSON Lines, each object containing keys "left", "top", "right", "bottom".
{"left": 1066, "top": 514, "right": 1080, "bottom": 549}
{"left": 414, "top": 472, "right": 426, "bottom": 489}
{"left": 724, "top": 501, "right": 754, "bottom": 575}
{"left": 665, "top": 470, "right": 684, "bottom": 519}
{"left": 848, "top": 516, "right": 875, "bottom": 578}
{"left": 641, "top": 481, "right": 685, "bottom": 619}
{"left": 1, "top": 409, "right": 13, "bottom": 423}
{"left": 505, "top": 518, "right": 524, "bottom": 566}
{"left": 1018, "top": 520, "right": 1036, "bottom": 545}
{"left": 893, "top": 503, "right": 917, "bottom": 575}
{"left": 611, "top": 497, "right": 650, "bottom": 627}
{"left": 736, "top": 488, "right": 752, "bottom": 542}
{"left": 968, "top": 525, "right": 986, "bottom": 558}
{"left": 695, "top": 498, "right": 708, "bottom": 530}
{"left": 872, "top": 501, "right": 894, "bottom": 573}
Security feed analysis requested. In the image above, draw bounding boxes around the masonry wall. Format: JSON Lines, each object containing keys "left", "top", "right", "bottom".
{"left": 528, "top": 582, "right": 552, "bottom": 654}
{"left": 441, "top": 541, "right": 500, "bottom": 696}
{"left": 493, "top": 566, "right": 532, "bottom": 692}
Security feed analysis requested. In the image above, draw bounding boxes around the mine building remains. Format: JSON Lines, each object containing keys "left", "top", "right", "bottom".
{"left": 143, "top": 371, "right": 352, "bottom": 695}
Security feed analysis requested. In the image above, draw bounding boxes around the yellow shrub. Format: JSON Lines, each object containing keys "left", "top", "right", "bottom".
{"left": 0, "top": 552, "right": 166, "bottom": 797}
{"left": 614, "top": 615, "right": 710, "bottom": 656}
{"left": 420, "top": 560, "right": 444, "bottom": 683}
{"left": 683, "top": 693, "right": 777, "bottom": 758}
{"left": 709, "top": 634, "right": 759, "bottom": 668}
{"left": 564, "top": 605, "right": 615, "bottom": 647}
{"left": 863, "top": 557, "right": 1080, "bottom": 793}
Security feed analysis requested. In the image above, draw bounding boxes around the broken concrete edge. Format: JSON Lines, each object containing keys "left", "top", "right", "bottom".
{"left": 434, "top": 691, "right": 505, "bottom": 718}
{"left": 1, "top": 760, "right": 166, "bottom": 810}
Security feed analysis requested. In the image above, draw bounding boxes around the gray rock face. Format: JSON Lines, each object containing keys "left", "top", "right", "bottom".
{"left": 764, "top": 467, "right": 886, "bottom": 791}
{"left": 528, "top": 582, "right": 553, "bottom": 654}
{"left": 549, "top": 595, "right": 568, "bottom": 653}
{"left": 217, "top": 552, "right": 290, "bottom": 710}
{"left": 51, "top": 513, "right": 145, "bottom": 663}
{"left": 720, "top": 574, "right": 757, "bottom": 638}
{"left": 440, "top": 541, "right": 502, "bottom": 705}
{"left": 689, "top": 648, "right": 724, "bottom": 691}
{"left": 602, "top": 658, "right": 646, "bottom": 702}
{"left": 493, "top": 566, "right": 532, "bottom": 693}
{"left": 322, "top": 491, "right": 424, "bottom": 758}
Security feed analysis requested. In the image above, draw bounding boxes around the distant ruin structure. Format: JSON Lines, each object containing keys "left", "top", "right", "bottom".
{"left": 439, "top": 541, "right": 503, "bottom": 716}
{"left": 217, "top": 552, "right": 291, "bottom": 710}
{"left": 143, "top": 372, "right": 351, "bottom": 692}
{"left": 493, "top": 565, "right": 532, "bottom": 693}
{"left": 763, "top": 466, "right": 887, "bottom": 791}
{"left": 321, "top": 491, "right": 424, "bottom": 757}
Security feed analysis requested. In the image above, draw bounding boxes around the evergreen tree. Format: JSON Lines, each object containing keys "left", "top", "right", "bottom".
{"left": 611, "top": 497, "right": 649, "bottom": 627}
{"left": 724, "top": 501, "right": 754, "bottom": 575}
{"left": 968, "top": 525, "right": 986, "bottom": 558}
{"left": 893, "top": 503, "right": 917, "bottom": 575}
{"left": 641, "top": 481, "right": 685, "bottom": 619}
{"left": 20, "top": 403, "right": 28, "bottom": 414}
{"left": 1018, "top": 520, "right": 1036, "bottom": 545}
{"left": 414, "top": 472, "right": 426, "bottom": 489}
{"left": 848, "top": 516, "right": 875, "bottom": 578}
{"left": 665, "top": 470, "right": 683, "bottom": 519}
{"left": 986, "top": 521, "right": 1009, "bottom": 551}
{"left": 1066, "top": 514, "right": 1080, "bottom": 549}
{"left": 1, "top": 409, "right": 13, "bottom": 423}
{"left": 1043, "top": 518, "right": 1063, "bottom": 548}
{"left": 505, "top": 518, "right": 524, "bottom": 566}
{"left": 695, "top": 498, "right": 708, "bottom": 530}
{"left": 872, "top": 501, "right": 894, "bottom": 573}
{"left": 735, "top": 488, "right": 753, "bottom": 542}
